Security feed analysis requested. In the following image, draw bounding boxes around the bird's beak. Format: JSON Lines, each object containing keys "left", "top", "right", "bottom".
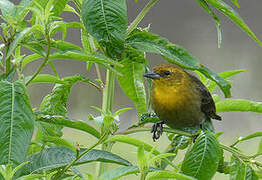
{"left": 143, "top": 72, "right": 160, "bottom": 79}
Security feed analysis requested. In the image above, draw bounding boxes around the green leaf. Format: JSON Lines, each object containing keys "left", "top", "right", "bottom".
{"left": 0, "top": 0, "right": 16, "bottom": 20}
{"left": 146, "top": 171, "right": 196, "bottom": 180}
{"left": 99, "top": 166, "right": 140, "bottom": 180}
{"left": 42, "top": 136, "right": 76, "bottom": 152}
{"left": 257, "top": 139, "right": 262, "bottom": 154}
{"left": 205, "top": 0, "right": 262, "bottom": 47}
{"left": 36, "top": 114, "right": 100, "bottom": 139}
{"left": 216, "top": 99, "right": 262, "bottom": 113}
{"left": 106, "top": 135, "right": 160, "bottom": 155}
{"left": 245, "top": 165, "right": 259, "bottom": 180}
{"left": 181, "top": 131, "right": 222, "bottom": 180}
{"left": 81, "top": 0, "right": 127, "bottom": 57}
{"left": 51, "top": 40, "right": 83, "bottom": 53}
{"left": 231, "top": 0, "right": 240, "bottom": 8}
{"left": 49, "top": 51, "right": 122, "bottom": 73}
{"left": 208, "top": 69, "right": 246, "bottom": 92}
{"left": 229, "top": 155, "right": 246, "bottom": 180}
{"left": 33, "top": 0, "right": 69, "bottom": 17}
{"left": 0, "top": 80, "right": 34, "bottom": 166}
{"left": 21, "top": 53, "right": 42, "bottom": 69}
{"left": 23, "top": 42, "right": 46, "bottom": 57}
{"left": 26, "top": 74, "right": 64, "bottom": 85}
{"left": 40, "top": 75, "right": 84, "bottom": 116}
{"left": 6, "top": 27, "right": 32, "bottom": 59}
{"left": 127, "top": 31, "right": 231, "bottom": 97}
{"left": 196, "top": 0, "right": 222, "bottom": 47}
{"left": 21, "top": 147, "right": 131, "bottom": 175}
{"left": 51, "top": 0, "right": 69, "bottom": 17}
{"left": 116, "top": 48, "right": 147, "bottom": 116}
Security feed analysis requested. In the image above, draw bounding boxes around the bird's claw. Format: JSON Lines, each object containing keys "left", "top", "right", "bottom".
{"left": 151, "top": 121, "right": 164, "bottom": 141}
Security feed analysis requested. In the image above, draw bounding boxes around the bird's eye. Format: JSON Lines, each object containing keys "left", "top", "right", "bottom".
{"left": 163, "top": 71, "right": 171, "bottom": 76}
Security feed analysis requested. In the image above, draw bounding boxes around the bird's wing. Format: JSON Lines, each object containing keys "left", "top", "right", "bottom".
{"left": 188, "top": 74, "right": 221, "bottom": 120}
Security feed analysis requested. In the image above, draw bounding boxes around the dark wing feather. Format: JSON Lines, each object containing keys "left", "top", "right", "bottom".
{"left": 189, "top": 74, "right": 221, "bottom": 120}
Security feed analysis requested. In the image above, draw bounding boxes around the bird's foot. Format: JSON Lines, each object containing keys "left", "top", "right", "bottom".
{"left": 151, "top": 121, "right": 164, "bottom": 141}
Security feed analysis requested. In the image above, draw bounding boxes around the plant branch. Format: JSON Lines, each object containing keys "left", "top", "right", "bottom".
{"left": 115, "top": 126, "right": 196, "bottom": 137}
{"left": 26, "top": 28, "right": 51, "bottom": 86}
{"left": 53, "top": 134, "right": 106, "bottom": 180}
{"left": 127, "top": 0, "right": 159, "bottom": 35}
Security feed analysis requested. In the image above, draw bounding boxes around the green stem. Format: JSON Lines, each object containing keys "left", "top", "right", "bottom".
{"left": 116, "top": 126, "right": 195, "bottom": 137}
{"left": 98, "top": 69, "right": 115, "bottom": 176}
{"left": 102, "top": 69, "right": 115, "bottom": 114}
{"left": 53, "top": 134, "right": 106, "bottom": 180}
{"left": 5, "top": 44, "right": 11, "bottom": 73}
{"left": 140, "top": 170, "right": 148, "bottom": 180}
{"left": 127, "top": 0, "right": 159, "bottom": 35}
{"left": 26, "top": 28, "right": 51, "bottom": 86}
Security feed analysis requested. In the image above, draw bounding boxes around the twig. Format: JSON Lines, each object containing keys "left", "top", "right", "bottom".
{"left": 127, "top": 0, "right": 159, "bottom": 35}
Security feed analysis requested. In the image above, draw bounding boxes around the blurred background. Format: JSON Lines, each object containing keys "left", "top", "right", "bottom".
{"left": 10, "top": 0, "right": 262, "bottom": 179}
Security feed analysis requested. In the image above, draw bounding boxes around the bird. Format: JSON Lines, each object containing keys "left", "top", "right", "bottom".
{"left": 143, "top": 64, "right": 221, "bottom": 141}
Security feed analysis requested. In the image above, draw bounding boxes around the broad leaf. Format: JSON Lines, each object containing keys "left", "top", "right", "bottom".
{"left": 0, "top": 80, "right": 34, "bottom": 166}
{"left": 34, "top": 0, "right": 69, "bottom": 17}
{"left": 205, "top": 0, "right": 262, "bottom": 47}
{"left": 146, "top": 171, "right": 196, "bottom": 180}
{"left": 106, "top": 135, "right": 160, "bottom": 155}
{"left": 81, "top": 0, "right": 127, "bottom": 57}
{"left": 0, "top": 0, "right": 16, "bottom": 21}
{"left": 116, "top": 47, "right": 147, "bottom": 116}
{"left": 99, "top": 166, "right": 139, "bottom": 180}
{"left": 36, "top": 114, "right": 100, "bottom": 139}
{"left": 216, "top": 99, "right": 262, "bottom": 113}
{"left": 21, "top": 147, "right": 131, "bottom": 175}
{"left": 126, "top": 31, "right": 231, "bottom": 97}
{"left": 181, "top": 131, "right": 222, "bottom": 180}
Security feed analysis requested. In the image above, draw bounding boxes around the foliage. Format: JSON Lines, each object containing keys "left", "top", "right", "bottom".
{"left": 0, "top": 0, "right": 261, "bottom": 179}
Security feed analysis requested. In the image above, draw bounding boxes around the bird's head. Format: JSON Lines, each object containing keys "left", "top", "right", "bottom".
{"left": 143, "top": 64, "right": 186, "bottom": 86}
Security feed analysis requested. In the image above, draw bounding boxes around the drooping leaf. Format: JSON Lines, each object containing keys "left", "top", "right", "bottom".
{"left": 81, "top": 0, "right": 127, "bottom": 57}
{"left": 21, "top": 53, "right": 42, "bottom": 69}
{"left": 51, "top": 40, "right": 82, "bottom": 53}
{"left": 126, "top": 31, "right": 231, "bottom": 97}
{"left": 146, "top": 171, "right": 196, "bottom": 180}
{"left": 0, "top": 80, "right": 34, "bottom": 166}
{"left": 36, "top": 114, "right": 100, "bottom": 139}
{"left": 116, "top": 47, "right": 147, "bottom": 116}
{"left": 26, "top": 74, "right": 64, "bottom": 85}
{"left": 106, "top": 135, "right": 160, "bottom": 155}
{"left": 49, "top": 51, "right": 121, "bottom": 73}
{"left": 21, "top": 147, "right": 131, "bottom": 175}
{"left": 205, "top": 0, "right": 262, "bottom": 47}
{"left": 196, "top": 0, "right": 222, "bottom": 47}
{"left": 208, "top": 69, "right": 246, "bottom": 92}
{"left": 23, "top": 41, "right": 46, "bottom": 57}
{"left": 216, "top": 99, "right": 262, "bottom": 113}
{"left": 181, "top": 131, "right": 222, "bottom": 180}
{"left": 41, "top": 136, "right": 76, "bottom": 152}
